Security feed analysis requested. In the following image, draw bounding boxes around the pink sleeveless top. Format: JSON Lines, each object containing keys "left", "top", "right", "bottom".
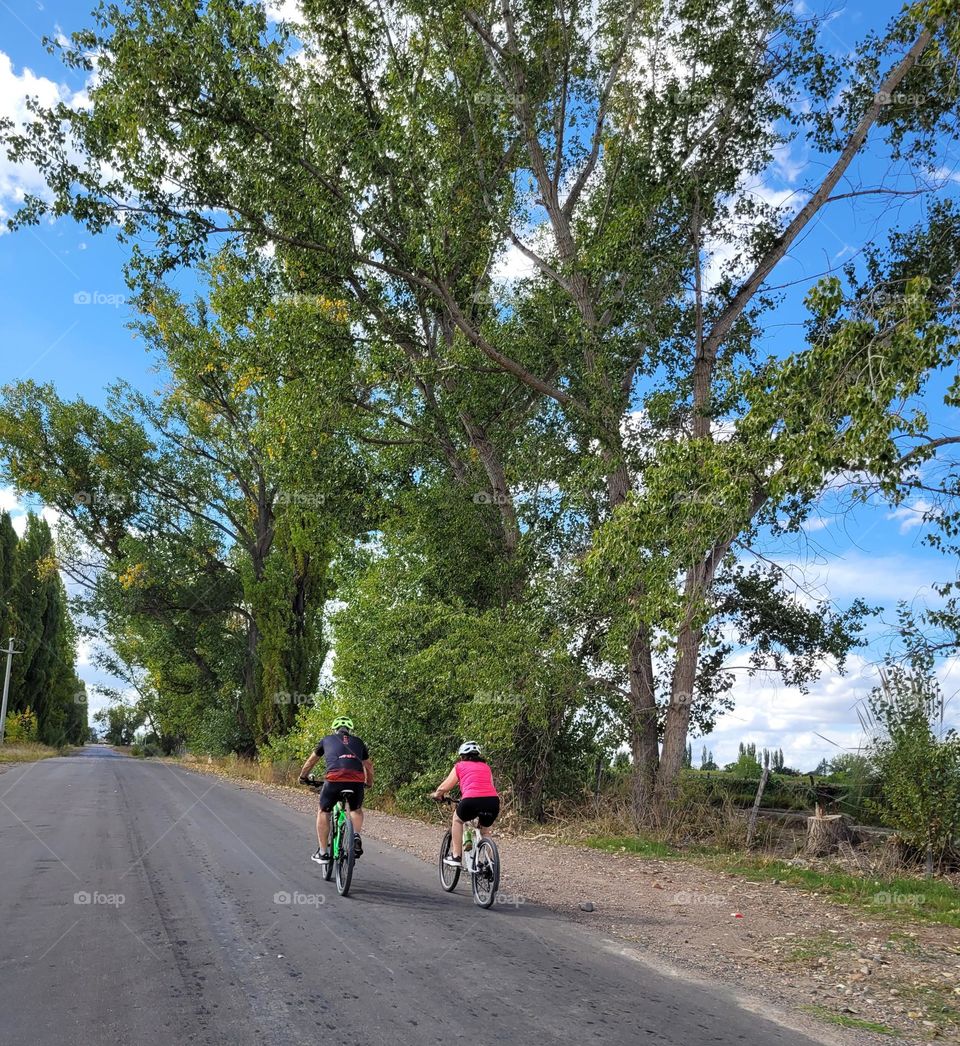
{"left": 456, "top": 760, "right": 498, "bottom": 798}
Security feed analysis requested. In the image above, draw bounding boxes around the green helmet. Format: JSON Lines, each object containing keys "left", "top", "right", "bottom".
{"left": 332, "top": 715, "right": 354, "bottom": 732}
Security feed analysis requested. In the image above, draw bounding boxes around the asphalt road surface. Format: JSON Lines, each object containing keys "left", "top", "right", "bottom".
{"left": 0, "top": 749, "right": 825, "bottom": 1046}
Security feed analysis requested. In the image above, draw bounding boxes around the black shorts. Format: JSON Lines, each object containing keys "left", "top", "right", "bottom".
{"left": 455, "top": 796, "right": 500, "bottom": 827}
{"left": 319, "top": 781, "right": 365, "bottom": 812}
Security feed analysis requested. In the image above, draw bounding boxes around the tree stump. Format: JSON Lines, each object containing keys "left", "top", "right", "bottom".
{"left": 805, "top": 813, "right": 850, "bottom": 856}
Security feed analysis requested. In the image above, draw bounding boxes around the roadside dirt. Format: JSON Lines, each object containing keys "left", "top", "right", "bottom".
{"left": 173, "top": 763, "right": 960, "bottom": 1046}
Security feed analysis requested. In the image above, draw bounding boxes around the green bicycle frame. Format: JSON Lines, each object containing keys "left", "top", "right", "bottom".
{"left": 331, "top": 803, "right": 348, "bottom": 858}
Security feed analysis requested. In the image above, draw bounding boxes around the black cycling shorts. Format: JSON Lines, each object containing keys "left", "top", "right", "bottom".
{"left": 455, "top": 796, "right": 500, "bottom": 827}
{"left": 319, "top": 781, "right": 365, "bottom": 812}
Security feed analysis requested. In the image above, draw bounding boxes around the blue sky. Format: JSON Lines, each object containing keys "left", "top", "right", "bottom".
{"left": 1, "top": 0, "right": 958, "bottom": 764}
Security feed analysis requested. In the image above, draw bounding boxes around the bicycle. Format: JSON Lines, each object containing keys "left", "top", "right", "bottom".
{"left": 305, "top": 778, "right": 357, "bottom": 897}
{"left": 433, "top": 796, "right": 500, "bottom": 908}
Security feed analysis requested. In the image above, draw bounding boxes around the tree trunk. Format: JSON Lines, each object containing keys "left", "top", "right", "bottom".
{"left": 658, "top": 621, "right": 703, "bottom": 791}
{"left": 805, "top": 814, "right": 850, "bottom": 856}
{"left": 627, "top": 624, "right": 659, "bottom": 824}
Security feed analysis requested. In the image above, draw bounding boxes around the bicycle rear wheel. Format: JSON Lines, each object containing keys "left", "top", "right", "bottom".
{"left": 336, "top": 815, "right": 355, "bottom": 896}
{"left": 438, "top": 830, "right": 460, "bottom": 892}
{"left": 471, "top": 837, "right": 500, "bottom": 909}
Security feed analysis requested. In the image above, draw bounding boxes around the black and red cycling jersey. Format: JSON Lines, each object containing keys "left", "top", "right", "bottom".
{"left": 313, "top": 730, "right": 369, "bottom": 782}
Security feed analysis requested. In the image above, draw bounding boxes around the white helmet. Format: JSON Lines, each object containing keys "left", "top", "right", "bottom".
{"left": 457, "top": 741, "right": 482, "bottom": 757}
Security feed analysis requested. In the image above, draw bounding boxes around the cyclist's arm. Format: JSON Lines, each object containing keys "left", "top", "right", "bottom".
{"left": 432, "top": 767, "right": 459, "bottom": 799}
{"left": 298, "top": 752, "right": 320, "bottom": 781}
{"left": 363, "top": 758, "right": 374, "bottom": 787}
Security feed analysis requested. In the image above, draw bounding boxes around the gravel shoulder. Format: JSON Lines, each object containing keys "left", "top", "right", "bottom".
{"left": 172, "top": 761, "right": 960, "bottom": 1046}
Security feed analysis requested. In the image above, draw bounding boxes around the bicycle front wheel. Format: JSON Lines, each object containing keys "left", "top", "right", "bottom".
{"left": 438, "top": 830, "right": 460, "bottom": 892}
{"left": 471, "top": 837, "right": 500, "bottom": 909}
{"left": 336, "top": 817, "right": 355, "bottom": 896}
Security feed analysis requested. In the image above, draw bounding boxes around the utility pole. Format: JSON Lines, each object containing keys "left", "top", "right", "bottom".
{"left": 0, "top": 637, "right": 20, "bottom": 744}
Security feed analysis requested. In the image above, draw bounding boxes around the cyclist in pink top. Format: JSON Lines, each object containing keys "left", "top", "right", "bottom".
{"left": 431, "top": 741, "right": 500, "bottom": 867}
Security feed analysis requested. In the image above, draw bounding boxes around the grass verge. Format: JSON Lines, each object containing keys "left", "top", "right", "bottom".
{"left": 801, "top": 1006, "right": 897, "bottom": 1036}
{"left": 584, "top": 835, "right": 960, "bottom": 929}
{"left": 0, "top": 742, "right": 64, "bottom": 763}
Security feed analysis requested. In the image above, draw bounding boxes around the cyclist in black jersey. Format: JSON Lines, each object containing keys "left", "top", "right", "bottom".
{"left": 299, "top": 716, "right": 373, "bottom": 866}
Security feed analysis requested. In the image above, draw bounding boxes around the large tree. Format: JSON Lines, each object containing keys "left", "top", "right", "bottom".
{"left": 1, "top": 513, "right": 87, "bottom": 745}
{"left": 3, "top": 0, "right": 958, "bottom": 813}
{"left": 0, "top": 256, "right": 360, "bottom": 750}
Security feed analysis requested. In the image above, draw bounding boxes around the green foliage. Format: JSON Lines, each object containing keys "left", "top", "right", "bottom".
{"left": 93, "top": 703, "right": 144, "bottom": 747}
{"left": 330, "top": 553, "right": 605, "bottom": 817}
{"left": 4, "top": 707, "right": 39, "bottom": 743}
{"left": 0, "top": 511, "right": 86, "bottom": 746}
{"left": 724, "top": 741, "right": 763, "bottom": 777}
{"left": 0, "top": 256, "right": 350, "bottom": 753}
{"left": 868, "top": 660, "right": 960, "bottom": 868}
{"left": 724, "top": 753, "right": 763, "bottom": 779}
{"left": 0, "top": 0, "right": 957, "bottom": 821}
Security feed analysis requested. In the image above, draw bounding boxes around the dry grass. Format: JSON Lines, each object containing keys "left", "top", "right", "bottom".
{"left": 0, "top": 742, "right": 63, "bottom": 763}
{"left": 174, "top": 752, "right": 302, "bottom": 787}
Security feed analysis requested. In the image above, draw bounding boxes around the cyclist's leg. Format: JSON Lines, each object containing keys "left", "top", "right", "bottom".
{"left": 450, "top": 809, "right": 465, "bottom": 858}
{"left": 316, "top": 783, "right": 336, "bottom": 853}
{"left": 348, "top": 785, "right": 365, "bottom": 851}
{"left": 317, "top": 808, "right": 331, "bottom": 846}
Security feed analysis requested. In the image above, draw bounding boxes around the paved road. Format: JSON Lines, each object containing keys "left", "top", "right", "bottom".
{"left": 0, "top": 749, "right": 823, "bottom": 1046}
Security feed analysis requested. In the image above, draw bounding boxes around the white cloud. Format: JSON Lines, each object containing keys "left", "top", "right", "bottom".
{"left": 703, "top": 178, "right": 808, "bottom": 289}
{"left": 886, "top": 497, "right": 935, "bottom": 533}
{"left": 0, "top": 50, "right": 91, "bottom": 230}
{"left": 702, "top": 644, "right": 960, "bottom": 770}
{"left": 772, "top": 141, "right": 808, "bottom": 184}
{"left": 265, "top": 0, "right": 302, "bottom": 22}
{"left": 75, "top": 636, "right": 95, "bottom": 668}
{"left": 491, "top": 241, "right": 537, "bottom": 284}
{"left": 800, "top": 514, "right": 831, "bottom": 533}
{"left": 770, "top": 549, "right": 939, "bottom": 606}
{"left": 2, "top": 486, "right": 58, "bottom": 537}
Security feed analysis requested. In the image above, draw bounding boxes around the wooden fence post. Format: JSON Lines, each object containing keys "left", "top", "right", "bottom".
{"left": 746, "top": 750, "right": 771, "bottom": 848}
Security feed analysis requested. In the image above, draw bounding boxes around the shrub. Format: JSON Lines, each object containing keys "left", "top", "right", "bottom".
{"left": 868, "top": 664, "right": 960, "bottom": 873}
{"left": 4, "top": 708, "right": 39, "bottom": 743}
{"left": 723, "top": 752, "right": 763, "bottom": 778}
